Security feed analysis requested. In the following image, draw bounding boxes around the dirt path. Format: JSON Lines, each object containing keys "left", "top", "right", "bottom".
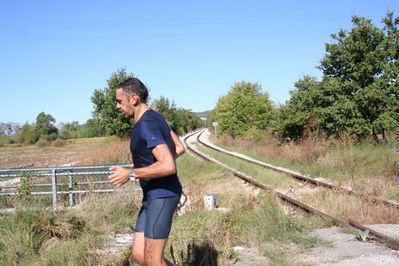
{"left": 297, "top": 227, "right": 399, "bottom": 265}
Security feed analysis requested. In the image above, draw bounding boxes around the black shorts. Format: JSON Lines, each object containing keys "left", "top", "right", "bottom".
{"left": 135, "top": 196, "right": 180, "bottom": 239}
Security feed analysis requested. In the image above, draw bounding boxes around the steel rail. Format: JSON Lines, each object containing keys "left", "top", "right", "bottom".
{"left": 184, "top": 129, "right": 399, "bottom": 251}
{"left": 196, "top": 129, "right": 399, "bottom": 210}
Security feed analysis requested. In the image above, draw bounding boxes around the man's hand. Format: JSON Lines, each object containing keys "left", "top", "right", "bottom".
{"left": 108, "top": 166, "right": 130, "bottom": 188}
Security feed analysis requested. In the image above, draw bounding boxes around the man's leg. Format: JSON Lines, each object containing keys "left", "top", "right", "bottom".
{"left": 131, "top": 232, "right": 145, "bottom": 265}
{"left": 144, "top": 238, "right": 169, "bottom": 266}
{"left": 131, "top": 201, "right": 147, "bottom": 265}
{"left": 143, "top": 196, "right": 180, "bottom": 266}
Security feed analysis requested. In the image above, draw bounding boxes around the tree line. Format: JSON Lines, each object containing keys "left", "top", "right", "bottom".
{"left": 90, "top": 68, "right": 204, "bottom": 137}
{"left": 214, "top": 11, "right": 399, "bottom": 142}
{"left": 1, "top": 70, "right": 204, "bottom": 145}
{"left": 0, "top": 113, "right": 106, "bottom": 145}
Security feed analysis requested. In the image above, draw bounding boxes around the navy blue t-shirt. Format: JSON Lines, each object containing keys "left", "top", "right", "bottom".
{"left": 130, "top": 109, "right": 182, "bottom": 200}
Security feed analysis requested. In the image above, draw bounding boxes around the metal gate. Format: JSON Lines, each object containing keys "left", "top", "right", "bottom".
{"left": 0, "top": 164, "right": 138, "bottom": 211}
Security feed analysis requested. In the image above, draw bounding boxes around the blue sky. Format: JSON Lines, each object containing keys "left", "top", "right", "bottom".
{"left": 0, "top": 0, "right": 397, "bottom": 124}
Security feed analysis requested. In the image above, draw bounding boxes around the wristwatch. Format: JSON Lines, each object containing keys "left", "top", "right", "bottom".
{"left": 130, "top": 168, "right": 136, "bottom": 181}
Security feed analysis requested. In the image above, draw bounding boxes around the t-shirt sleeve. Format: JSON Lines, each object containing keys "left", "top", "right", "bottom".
{"left": 141, "top": 119, "right": 167, "bottom": 149}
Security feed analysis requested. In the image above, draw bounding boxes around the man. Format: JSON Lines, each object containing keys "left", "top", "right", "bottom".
{"left": 108, "top": 77, "right": 184, "bottom": 266}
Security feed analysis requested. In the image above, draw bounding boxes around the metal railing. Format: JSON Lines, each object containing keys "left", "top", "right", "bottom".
{"left": 0, "top": 164, "right": 137, "bottom": 211}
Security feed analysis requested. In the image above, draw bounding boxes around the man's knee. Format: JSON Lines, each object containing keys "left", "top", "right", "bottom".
{"left": 144, "top": 254, "right": 164, "bottom": 266}
{"left": 144, "top": 238, "right": 168, "bottom": 266}
{"left": 132, "top": 232, "right": 145, "bottom": 264}
{"left": 131, "top": 249, "right": 145, "bottom": 265}
{"left": 131, "top": 241, "right": 145, "bottom": 264}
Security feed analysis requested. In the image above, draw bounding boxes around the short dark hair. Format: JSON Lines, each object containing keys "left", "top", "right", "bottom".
{"left": 118, "top": 77, "right": 149, "bottom": 103}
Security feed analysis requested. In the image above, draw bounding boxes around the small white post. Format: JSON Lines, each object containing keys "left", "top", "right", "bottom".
{"left": 52, "top": 169, "right": 57, "bottom": 212}
{"left": 212, "top": 122, "right": 218, "bottom": 138}
{"left": 68, "top": 170, "right": 74, "bottom": 207}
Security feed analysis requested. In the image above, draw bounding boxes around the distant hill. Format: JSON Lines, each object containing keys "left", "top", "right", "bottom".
{"left": 0, "top": 122, "right": 21, "bottom": 136}
{"left": 194, "top": 110, "right": 213, "bottom": 119}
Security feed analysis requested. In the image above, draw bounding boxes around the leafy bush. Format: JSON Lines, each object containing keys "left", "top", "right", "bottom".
{"left": 52, "top": 138, "right": 66, "bottom": 147}
{"left": 36, "top": 138, "right": 50, "bottom": 148}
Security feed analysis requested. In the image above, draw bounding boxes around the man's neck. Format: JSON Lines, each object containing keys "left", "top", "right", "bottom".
{"left": 134, "top": 104, "right": 150, "bottom": 123}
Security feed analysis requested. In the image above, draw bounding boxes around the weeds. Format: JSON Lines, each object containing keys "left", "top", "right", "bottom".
{"left": 77, "top": 136, "right": 131, "bottom": 165}
{"left": 215, "top": 134, "right": 399, "bottom": 200}
{"left": 0, "top": 188, "right": 138, "bottom": 265}
{"left": 167, "top": 154, "right": 327, "bottom": 265}
{"left": 1, "top": 141, "right": 334, "bottom": 265}
{"left": 356, "top": 229, "right": 371, "bottom": 242}
{"left": 17, "top": 172, "right": 31, "bottom": 199}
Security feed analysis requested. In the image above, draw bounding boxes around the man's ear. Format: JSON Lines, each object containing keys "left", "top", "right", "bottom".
{"left": 130, "top": 94, "right": 140, "bottom": 106}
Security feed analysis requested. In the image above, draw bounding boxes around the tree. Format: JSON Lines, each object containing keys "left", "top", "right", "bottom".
{"left": 274, "top": 76, "right": 322, "bottom": 140}
{"left": 59, "top": 121, "right": 80, "bottom": 139}
{"left": 21, "top": 122, "right": 37, "bottom": 144}
{"left": 278, "top": 12, "right": 399, "bottom": 142}
{"left": 77, "top": 119, "right": 105, "bottom": 138}
{"left": 214, "top": 81, "right": 274, "bottom": 140}
{"left": 318, "top": 12, "right": 399, "bottom": 140}
{"left": 35, "top": 112, "right": 58, "bottom": 140}
{"left": 151, "top": 96, "right": 203, "bottom": 135}
{"left": 91, "top": 68, "right": 134, "bottom": 137}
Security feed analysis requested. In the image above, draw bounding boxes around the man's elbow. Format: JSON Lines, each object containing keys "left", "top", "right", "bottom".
{"left": 177, "top": 146, "right": 186, "bottom": 157}
{"left": 164, "top": 162, "right": 177, "bottom": 176}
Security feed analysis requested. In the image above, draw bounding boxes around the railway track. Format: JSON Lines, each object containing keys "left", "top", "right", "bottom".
{"left": 183, "top": 129, "right": 399, "bottom": 251}
{"left": 197, "top": 129, "right": 399, "bottom": 210}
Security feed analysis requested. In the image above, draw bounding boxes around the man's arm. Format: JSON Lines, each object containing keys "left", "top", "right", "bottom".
{"left": 134, "top": 143, "right": 176, "bottom": 179}
{"left": 108, "top": 143, "right": 176, "bottom": 187}
{"left": 170, "top": 130, "right": 185, "bottom": 158}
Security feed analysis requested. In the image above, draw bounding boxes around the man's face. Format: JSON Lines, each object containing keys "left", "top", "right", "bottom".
{"left": 116, "top": 88, "right": 135, "bottom": 118}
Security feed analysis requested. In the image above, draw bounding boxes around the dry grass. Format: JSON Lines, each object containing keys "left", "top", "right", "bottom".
{"left": 206, "top": 134, "right": 399, "bottom": 224}
{"left": 197, "top": 145, "right": 296, "bottom": 190}
{"left": 77, "top": 137, "right": 131, "bottom": 165}
{"left": 170, "top": 155, "right": 326, "bottom": 265}
{"left": 70, "top": 186, "right": 140, "bottom": 234}
{"left": 217, "top": 135, "right": 330, "bottom": 165}
{"left": 214, "top": 134, "right": 399, "bottom": 201}
{"left": 0, "top": 136, "right": 131, "bottom": 168}
{"left": 299, "top": 188, "right": 399, "bottom": 224}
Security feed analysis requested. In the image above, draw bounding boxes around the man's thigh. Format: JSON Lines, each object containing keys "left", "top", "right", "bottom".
{"left": 144, "top": 196, "right": 180, "bottom": 239}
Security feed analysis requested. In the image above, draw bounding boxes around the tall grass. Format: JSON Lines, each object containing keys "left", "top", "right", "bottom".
{"left": 299, "top": 188, "right": 399, "bottom": 224}
{"left": 77, "top": 136, "right": 131, "bottom": 165}
{"left": 1, "top": 141, "right": 332, "bottom": 265}
{"left": 197, "top": 144, "right": 296, "bottom": 189}
{"left": 215, "top": 135, "right": 399, "bottom": 200}
{"left": 168, "top": 154, "right": 329, "bottom": 265}
{"left": 0, "top": 188, "right": 138, "bottom": 265}
{"left": 169, "top": 192, "right": 328, "bottom": 265}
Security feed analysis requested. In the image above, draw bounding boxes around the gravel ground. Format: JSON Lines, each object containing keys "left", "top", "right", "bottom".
{"left": 95, "top": 226, "right": 399, "bottom": 265}
{"left": 296, "top": 227, "right": 399, "bottom": 265}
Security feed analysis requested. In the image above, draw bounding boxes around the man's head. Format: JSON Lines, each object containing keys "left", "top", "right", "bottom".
{"left": 115, "top": 77, "right": 149, "bottom": 118}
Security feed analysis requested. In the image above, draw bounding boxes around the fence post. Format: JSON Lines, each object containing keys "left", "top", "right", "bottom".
{"left": 68, "top": 170, "right": 74, "bottom": 207}
{"left": 52, "top": 169, "right": 57, "bottom": 212}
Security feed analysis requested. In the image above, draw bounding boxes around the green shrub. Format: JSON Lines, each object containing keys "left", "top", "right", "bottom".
{"left": 36, "top": 138, "right": 50, "bottom": 147}
{"left": 52, "top": 138, "right": 66, "bottom": 147}
{"left": 17, "top": 173, "right": 31, "bottom": 199}
{"left": 243, "top": 126, "right": 265, "bottom": 143}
